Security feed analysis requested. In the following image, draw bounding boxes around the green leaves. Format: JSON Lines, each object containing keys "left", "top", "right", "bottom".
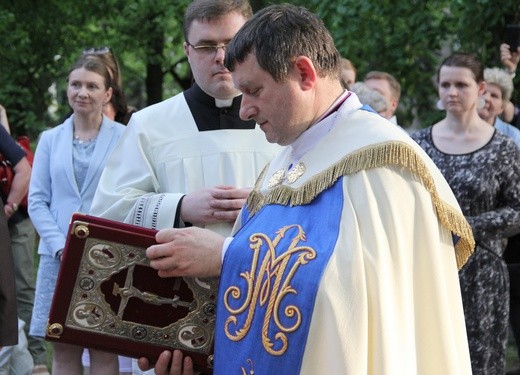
{"left": 1, "top": 0, "right": 518, "bottom": 136}
{"left": 293, "top": 0, "right": 519, "bottom": 129}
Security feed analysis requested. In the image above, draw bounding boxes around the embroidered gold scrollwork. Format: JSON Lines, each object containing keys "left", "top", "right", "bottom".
{"left": 224, "top": 224, "right": 316, "bottom": 355}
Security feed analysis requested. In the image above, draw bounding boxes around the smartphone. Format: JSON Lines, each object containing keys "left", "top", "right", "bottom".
{"left": 505, "top": 24, "right": 520, "bottom": 52}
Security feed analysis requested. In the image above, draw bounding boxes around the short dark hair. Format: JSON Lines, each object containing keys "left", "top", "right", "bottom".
{"left": 183, "top": 0, "right": 252, "bottom": 41}
{"left": 225, "top": 4, "right": 341, "bottom": 82}
{"left": 438, "top": 52, "right": 483, "bottom": 83}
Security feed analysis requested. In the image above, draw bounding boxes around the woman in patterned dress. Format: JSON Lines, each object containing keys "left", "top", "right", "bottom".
{"left": 411, "top": 52, "right": 520, "bottom": 375}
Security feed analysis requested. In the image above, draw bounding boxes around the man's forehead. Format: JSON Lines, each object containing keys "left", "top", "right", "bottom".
{"left": 232, "top": 54, "right": 260, "bottom": 74}
{"left": 231, "top": 69, "right": 252, "bottom": 89}
{"left": 188, "top": 13, "right": 246, "bottom": 39}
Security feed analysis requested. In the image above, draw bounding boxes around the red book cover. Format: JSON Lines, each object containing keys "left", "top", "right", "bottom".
{"left": 46, "top": 213, "right": 216, "bottom": 373}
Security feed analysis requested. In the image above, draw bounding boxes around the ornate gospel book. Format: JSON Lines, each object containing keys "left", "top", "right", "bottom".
{"left": 46, "top": 213, "right": 217, "bottom": 373}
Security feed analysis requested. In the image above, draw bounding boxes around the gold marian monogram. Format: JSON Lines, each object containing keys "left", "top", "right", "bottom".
{"left": 223, "top": 224, "right": 316, "bottom": 355}
{"left": 267, "top": 162, "right": 306, "bottom": 188}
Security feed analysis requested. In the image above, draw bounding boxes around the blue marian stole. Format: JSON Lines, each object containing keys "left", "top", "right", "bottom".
{"left": 214, "top": 180, "right": 343, "bottom": 374}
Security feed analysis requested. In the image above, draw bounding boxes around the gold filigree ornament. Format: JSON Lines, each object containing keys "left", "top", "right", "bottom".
{"left": 47, "top": 323, "right": 64, "bottom": 338}
{"left": 267, "top": 162, "right": 306, "bottom": 188}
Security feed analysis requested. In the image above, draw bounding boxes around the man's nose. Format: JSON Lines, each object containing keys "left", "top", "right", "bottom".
{"left": 239, "top": 99, "right": 255, "bottom": 121}
{"left": 214, "top": 45, "right": 226, "bottom": 62}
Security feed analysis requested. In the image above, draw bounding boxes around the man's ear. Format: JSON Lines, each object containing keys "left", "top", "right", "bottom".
{"left": 477, "top": 81, "right": 487, "bottom": 96}
{"left": 293, "top": 56, "right": 317, "bottom": 90}
{"left": 390, "top": 98, "right": 399, "bottom": 113}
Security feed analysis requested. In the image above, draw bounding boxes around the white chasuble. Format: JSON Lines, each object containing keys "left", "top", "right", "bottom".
{"left": 215, "top": 101, "right": 473, "bottom": 374}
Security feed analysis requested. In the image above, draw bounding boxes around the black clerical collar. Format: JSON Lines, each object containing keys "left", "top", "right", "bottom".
{"left": 183, "top": 84, "right": 255, "bottom": 131}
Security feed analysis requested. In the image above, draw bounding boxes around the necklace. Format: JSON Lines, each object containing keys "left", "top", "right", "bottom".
{"left": 73, "top": 118, "right": 102, "bottom": 143}
{"left": 73, "top": 133, "right": 97, "bottom": 144}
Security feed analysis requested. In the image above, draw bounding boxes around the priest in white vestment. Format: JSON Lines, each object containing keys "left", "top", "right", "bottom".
{"left": 139, "top": 4, "right": 474, "bottom": 375}
{"left": 90, "top": 0, "right": 279, "bottom": 235}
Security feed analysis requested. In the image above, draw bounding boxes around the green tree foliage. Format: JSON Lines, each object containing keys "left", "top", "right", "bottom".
{"left": 0, "top": 0, "right": 190, "bottom": 137}
{"left": 0, "top": 0, "right": 518, "bottom": 136}
{"left": 0, "top": 1, "right": 75, "bottom": 137}
{"left": 299, "top": 0, "right": 520, "bottom": 128}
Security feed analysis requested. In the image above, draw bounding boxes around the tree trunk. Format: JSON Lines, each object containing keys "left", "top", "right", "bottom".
{"left": 146, "top": 61, "right": 163, "bottom": 106}
{"left": 145, "top": 8, "right": 166, "bottom": 105}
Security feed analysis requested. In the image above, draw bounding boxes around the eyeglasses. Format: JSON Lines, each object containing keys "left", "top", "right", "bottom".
{"left": 83, "top": 47, "right": 112, "bottom": 55}
{"left": 187, "top": 42, "right": 229, "bottom": 56}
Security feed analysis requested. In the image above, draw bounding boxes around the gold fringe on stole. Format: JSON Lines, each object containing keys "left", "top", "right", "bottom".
{"left": 247, "top": 141, "right": 475, "bottom": 270}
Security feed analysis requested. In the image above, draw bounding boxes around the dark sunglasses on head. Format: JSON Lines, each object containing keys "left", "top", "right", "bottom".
{"left": 83, "top": 47, "right": 112, "bottom": 55}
